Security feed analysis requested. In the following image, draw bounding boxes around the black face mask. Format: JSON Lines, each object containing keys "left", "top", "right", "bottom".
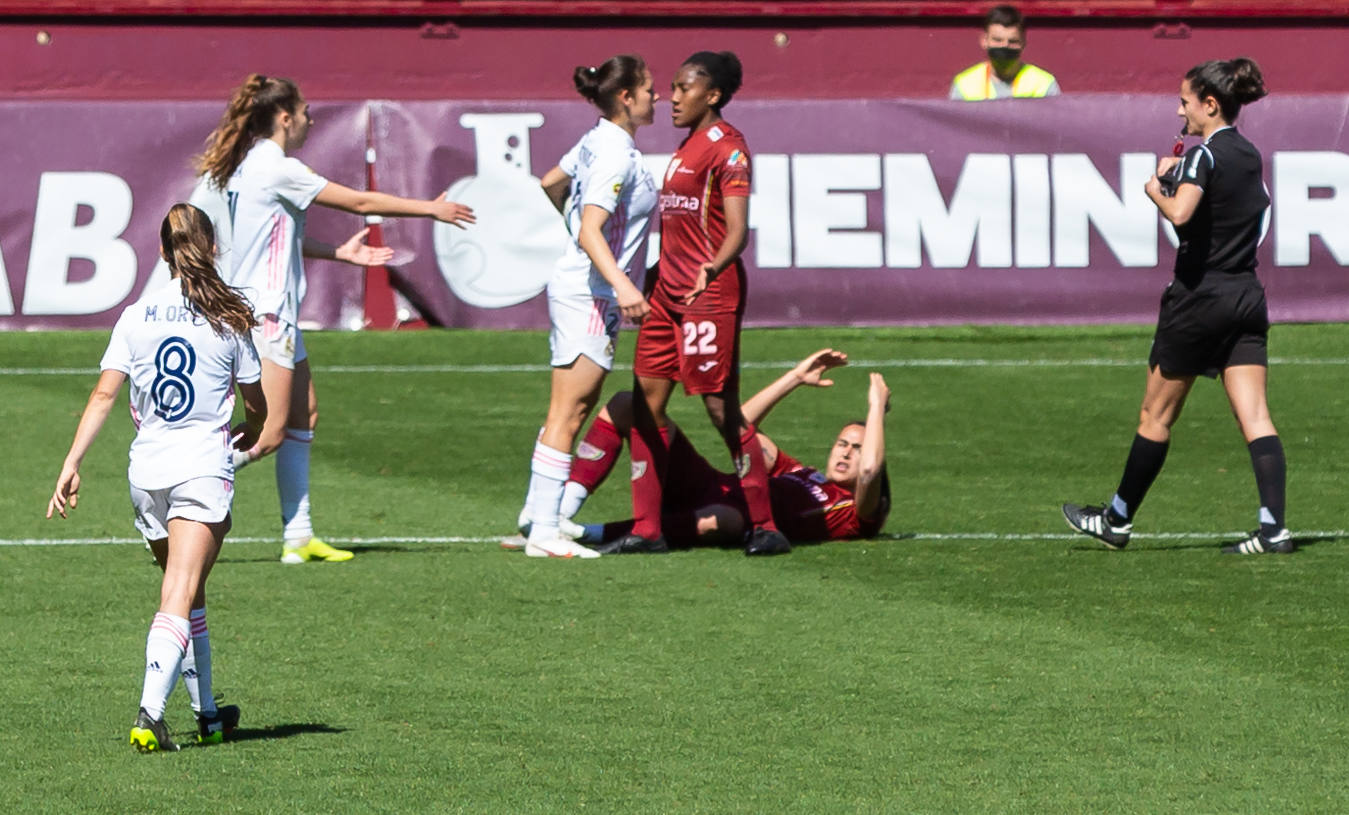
{"left": 987, "top": 47, "right": 1022, "bottom": 67}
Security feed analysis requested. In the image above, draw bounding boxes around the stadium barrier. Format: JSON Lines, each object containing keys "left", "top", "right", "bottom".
{"left": 3, "top": 94, "right": 1349, "bottom": 330}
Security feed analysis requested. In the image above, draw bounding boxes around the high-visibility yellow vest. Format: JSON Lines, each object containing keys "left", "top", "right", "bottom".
{"left": 952, "top": 62, "right": 1057, "bottom": 100}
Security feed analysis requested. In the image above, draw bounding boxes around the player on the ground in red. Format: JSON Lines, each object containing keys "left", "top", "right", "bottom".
{"left": 624, "top": 50, "right": 791, "bottom": 555}
{"left": 542, "top": 349, "right": 890, "bottom": 553}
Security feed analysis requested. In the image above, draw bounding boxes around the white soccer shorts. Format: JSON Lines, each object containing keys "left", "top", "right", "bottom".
{"left": 253, "top": 314, "right": 308, "bottom": 370}
{"left": 130, "top": 477, "right": 234, "bottom": 541}
{"left": 548, "top": 288, "right": 619, "bottom": 371}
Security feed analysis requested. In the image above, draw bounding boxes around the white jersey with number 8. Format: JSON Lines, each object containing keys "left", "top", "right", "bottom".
{"left": 100, "top": 278, "right": 262, "bottom": 490}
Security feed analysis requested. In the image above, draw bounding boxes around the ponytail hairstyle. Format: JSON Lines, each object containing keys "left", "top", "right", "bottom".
{"left": 1185, "top": 57, "right": 1268, "bottom": 123}
{"left": 160, "top": 203, "right": 257, "bottom": 337}
{"left": 196, "top": 74, "right": 304, "bottom": 190}
{"left": 681, "top": 51, "right": 744, "bottom": 111}
{"left": 572, "top": 55, "right": 649, "bottom": 119}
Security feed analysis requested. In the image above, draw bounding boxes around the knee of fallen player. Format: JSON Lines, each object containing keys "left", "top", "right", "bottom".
{"left": 695, "top": 503, "right": 746, "bottom": 545}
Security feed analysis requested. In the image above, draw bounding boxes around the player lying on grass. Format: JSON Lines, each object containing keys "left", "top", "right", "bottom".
{"left": 512, "top": 349, "right": 890, "bottom": 555}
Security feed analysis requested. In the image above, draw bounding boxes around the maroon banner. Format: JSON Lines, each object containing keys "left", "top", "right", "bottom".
{"left": 0, "top": 101, "right": 368, "bottom": 331}
{"left": 5, "top": 96, "right": 1349, "bottom": 330}
{"left": 370, "top": 94, "right": 1349, "bottom": 328}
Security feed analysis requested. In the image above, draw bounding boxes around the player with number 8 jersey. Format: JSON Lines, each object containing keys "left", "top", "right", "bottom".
{"left": 48, "top": 204, "right": 268, "bottom": 752}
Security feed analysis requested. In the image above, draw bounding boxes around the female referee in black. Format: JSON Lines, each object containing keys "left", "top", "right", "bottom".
{"left": 1062, "top": 57, "right": 1291, "bottom": 555}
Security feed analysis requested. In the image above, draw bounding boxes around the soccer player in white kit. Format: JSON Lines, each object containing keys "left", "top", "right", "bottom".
{"left": 48, "top": 204, "right": 269, "bottom": 752}
{"left": 514, "top": 55, "right": 659, "bottom": 558}
{"left": 196, "top": 74, "right": 475, "bottom": 564}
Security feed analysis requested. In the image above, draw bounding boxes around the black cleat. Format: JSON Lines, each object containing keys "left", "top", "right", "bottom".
{"left": 1222, "top": 528, "right": 1295, "bottom": 555}
{"left": 1061, "top": 503, "right": 1132, "bottom": 550}
{"left": 195, "top": 704, "right": 241, "bottom": 744}
{"left": 130, "top": 708, "right": 179, "bottom": 753}
{"left": 745, "top": 527, "right": 792, "bottom": 556}
{"left": 593, "top": 533, "right": 669, "bottom": 555}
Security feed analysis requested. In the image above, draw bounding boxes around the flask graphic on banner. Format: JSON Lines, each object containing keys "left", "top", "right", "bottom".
{"left": 433, "top": 113, "right": 569, "bottom": 308}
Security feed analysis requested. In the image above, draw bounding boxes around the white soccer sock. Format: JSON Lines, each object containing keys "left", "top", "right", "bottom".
{"left": 140, "top": 612, "right": 189, "bottom": 720}
{"left": 180, "top": 608, "right": 216, "bottom": 715}
{"left": 278, "top": 429, "right": 314, "bottom": 544}
{"left": 525, "top": 441, "right": 572, "bottom": 542}
{"left": 559, "top": 481, "right": 590, "bottom": 521}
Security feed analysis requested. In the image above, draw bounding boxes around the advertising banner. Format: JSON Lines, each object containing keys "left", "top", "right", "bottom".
{"left": 4, "top": 95, "right": 1349, "bottom": 330}
{"left": 0, "top": 101, "right": 368, "bottom": 331}
{"left": 370, "top": 94, "right": 1349, "bottom": 328}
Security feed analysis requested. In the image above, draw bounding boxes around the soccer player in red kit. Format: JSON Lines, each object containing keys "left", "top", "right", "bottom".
{"left": 622, "top": 50, "right": 793, "bottom": 556}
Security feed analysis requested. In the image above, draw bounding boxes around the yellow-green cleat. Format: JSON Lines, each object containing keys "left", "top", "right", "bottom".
{"left": 130, "top": 708, "right": 179, "bottom": 753}
{"left": 280, "top": 537, "right": 354, "bottom": 564}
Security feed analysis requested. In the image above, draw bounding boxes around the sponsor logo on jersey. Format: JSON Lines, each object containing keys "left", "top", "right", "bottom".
{"left": 727, "top": 149, "right": 747, "bottom": 168}
{"left": 697, "top": 360, "right": 718, "bottom": 372}
{"left": 707, "top": 125, "right": 724, "bottom": 142}
{"left": 576, "top": 441, "right": 607, "bottom": 461}
{"left": 660, "top": 193, "right": 701, "bottom": 213}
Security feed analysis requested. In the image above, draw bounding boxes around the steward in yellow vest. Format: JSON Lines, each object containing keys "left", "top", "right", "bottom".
{"left": 948, "top": 5, "right": 1061, "bottom": 101}
{"left": 950, "top": 62, "right": 1059, "bottom": 101}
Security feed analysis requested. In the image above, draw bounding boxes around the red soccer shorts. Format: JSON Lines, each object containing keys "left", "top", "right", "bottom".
{"left": 633, "top": 297, "right": 742, "bottom": 395}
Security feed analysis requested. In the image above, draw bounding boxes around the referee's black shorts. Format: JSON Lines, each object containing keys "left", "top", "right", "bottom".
{"left": 1148, "top": 271, "right": 1269, "bottom": 378}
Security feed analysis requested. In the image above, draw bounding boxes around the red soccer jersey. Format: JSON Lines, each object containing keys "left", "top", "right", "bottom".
{"left": 654, "top": 121, "right": 752, "bottom": 313}
{"left": 768, "top": 450, "right": 886, "bottom": 542}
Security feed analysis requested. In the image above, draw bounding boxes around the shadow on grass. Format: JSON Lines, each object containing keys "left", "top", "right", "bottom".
{"left": 224, "top": 723, "right": 348, "bottom": 743}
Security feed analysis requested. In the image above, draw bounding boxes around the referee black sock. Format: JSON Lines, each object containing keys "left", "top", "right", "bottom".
{"left": 1247, "top": 435, "right": 1286, "bottom": 533}
{"left": 1109, "top": 434, "right": 1170, "bottom": 523}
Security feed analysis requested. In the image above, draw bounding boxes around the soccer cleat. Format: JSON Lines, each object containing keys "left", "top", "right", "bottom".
{"left": 592, "top": 533, "right": 669, "bottom": 555}
{"left": 500, "top": 535, "right": 528, "bottom": 551}
{"left": 195, "top": 704, "right": 240, "bottom": 745}
{"left": 1061, "top": 503, "right": 1132, "bottom": 549}
{"left": 744, "top": 527, "right": 792, "bottom": 556}
{"left": 524, "top": 537, "right": 601, "bottom": 559}
{"left": 280, "top": 537, "right": 354, "bottom": 564}
{"left": 1222, "top": 528, "right": 1295, "bottom": 555}
{"left": 130, "top": 708, "right": 179, "bottom": 753}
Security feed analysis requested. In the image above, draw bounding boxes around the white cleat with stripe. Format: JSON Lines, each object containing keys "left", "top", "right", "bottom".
{"left": 524, "top": 537, "right": 601, "bottom": 559}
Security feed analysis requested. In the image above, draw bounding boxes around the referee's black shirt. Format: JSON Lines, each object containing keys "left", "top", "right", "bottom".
{"left": 1173, "top": 126, "right": 1269, "bottom": 286}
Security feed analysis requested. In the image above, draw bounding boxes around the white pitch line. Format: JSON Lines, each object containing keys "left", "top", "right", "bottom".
{"left": 8, "top": 356, "right": 1349, "bottom": 377}
{"left": 4, "top": 531, "right": 1343, "bottom": 547}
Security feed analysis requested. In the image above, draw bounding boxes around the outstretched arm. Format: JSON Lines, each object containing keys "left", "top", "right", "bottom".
{"left": 303, "top": 229, "right": 395, "bottom": 267}
{"left": 47, "top": 370, "right": 126, "bottom": 519}
{"left": 740, "top": 348, "right": 848, "bottom": 428}
{"left": 854, "top": 373, "right": 890, "bottom": 521}
{"left": 314, "top": 182, "right": 476, "bottom": 228}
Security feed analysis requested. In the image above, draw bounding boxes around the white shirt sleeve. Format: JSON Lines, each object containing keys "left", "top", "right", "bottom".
{"left": 271, "top": 157, "right": 329, "bottom": 211}
{"left": 558, "top": 141, "right": 583, "bottom": 179}
{"left": 580, "top": 153, "right": 629, "bottom": 214}
{"left": 233, "top": 331, "right": 262, "bottom": 385}
{"left": 99, "top": 310, "right": 134, "bottom": 373}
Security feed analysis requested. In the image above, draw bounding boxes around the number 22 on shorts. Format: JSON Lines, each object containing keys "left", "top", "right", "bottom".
{"left": 682, "top": 320, "right": 718, "bottom": 355}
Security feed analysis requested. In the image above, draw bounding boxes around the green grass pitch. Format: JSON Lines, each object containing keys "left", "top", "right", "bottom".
{"left": 2, "top": 324, "right": 1348, "bottom": 813}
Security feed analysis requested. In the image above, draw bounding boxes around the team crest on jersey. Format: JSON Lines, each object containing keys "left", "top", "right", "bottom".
{"left": 612, "top": 181, "right": 623, "bottom": 194}
{"left": 630, "top": 461, "right": 648, "bottom": 481}
{"left": 726, "top": 149, "right": 747, "bottom": 167}
{"left": 707, "top": 125, "right": 724, "bottom": 142}
{"left": 665, "top": 158, "right": 683, "bottom": 182}
{"left": 733, "top": 453, "right": 752, "bottom": 478}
